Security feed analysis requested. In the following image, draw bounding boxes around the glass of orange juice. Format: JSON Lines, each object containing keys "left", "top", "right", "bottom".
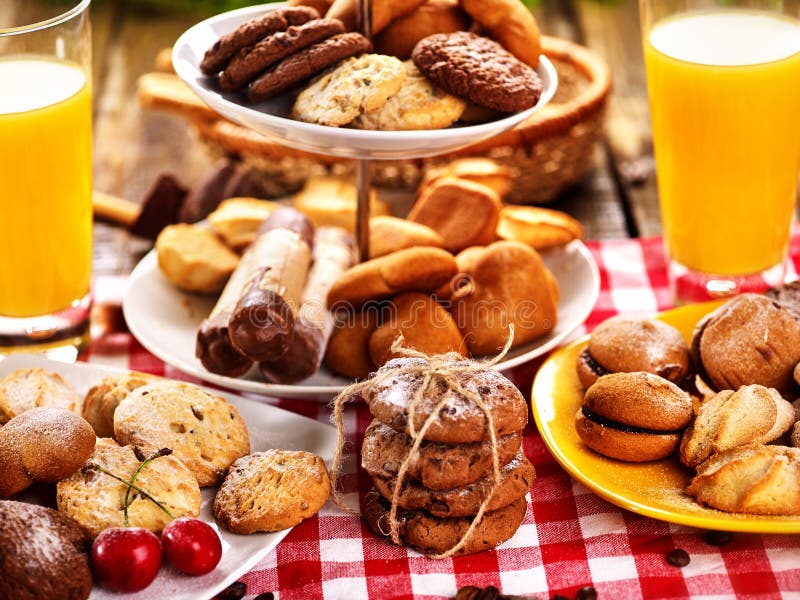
{"left": 640, "top": 0, "right": 800, "bottom": 303}
{"left": 0, "top": 0, "right": 92, "bottom": 357}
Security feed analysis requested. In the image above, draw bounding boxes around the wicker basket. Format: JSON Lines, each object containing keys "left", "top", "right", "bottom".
{"left": 188, "top": 36, "right": 611, "bottom": 203}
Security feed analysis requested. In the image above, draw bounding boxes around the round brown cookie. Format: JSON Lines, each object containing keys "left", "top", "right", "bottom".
{"left": 0, "top": 367, "right": 80, "bottom": 424}
{"left": 214, "top": 450, "right": 330, "bottom": 533}
{"left": 363, "top": 488, "right": 527, "bottom": 557}
{"left": 82, "top": 371, "right": 160, "bottom": 438}
{"left": 372, "top": 451, "right": 534, "bottom": 517}
{"left": 219, "top": 18, "right": 345, "bottom": 91}
{"left": 412, "top": 31, "right": 542, "bottom": 113}
{"left": 361, "top": 420, "right": 522, "bottom": 490}
{"left": 200, "top": 6, "right": 320, "bottom": 74}
{"left": 113, "top": 381, "right": 250, "bottom": 487}
{"left": 0, "top": 500, "right": 92, "bottom": 600}
{"left": 57, "top": 438, "right": 201, "bottom": 538}
{"left": 248, "top": 32, "right": 372, "bottom": 103}
{"left": 368, "top": 356, "right": 527, "bottom": 444}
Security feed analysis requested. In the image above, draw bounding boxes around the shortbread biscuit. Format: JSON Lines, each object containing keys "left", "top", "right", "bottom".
{"left": 0, "top": 368, "right": 80, "bottom": 424}
{"left": 368, "top": 356, "right": 527, "bottom": 443}
{"left": 363, "top": 488, "right": 527, "bottom": 557}
{"left": 412, "top": 31, "right": 542, "bottom": 112}
{"left": 220, "top": 18, "right": 345, "bottom": 91}
{"left": 214, "top": 450, "right": 330, "bottom": 533}
{"left": 113, "top": 381, "right": 250, "bottom": 487}
{"left": 292, "top": 53, "right": 406, "bottom": 126}
{"left": 207, "top": 197, "right": 280, "bottom": 250}
{"left": 200, "top": 6, "right": 320, "bottom": 74}
{"left": 362, "top": 420, "right": 522, "bottom": 490}
{"left": 249, "top": 32, "right": 372, "bottom": 103}
{"left": 82, "top": 372, "right": 160, "bottom": 439}
{"left": 460, "top": 0, "right": 542, "bottom": 67}
{"left": 373, "top": 451, "right": 534, "bottom": 517}
{"left": 155, "top": 224, "right": 240, "bottom": 294}
{"left": 351, "top": 60, "right": 465, "bottom": 130}
{"left": 327, "top": 246, "right": 457, "bottom": 309}
{"left": 57, "top": 438, "right": 201, "bottom": 538}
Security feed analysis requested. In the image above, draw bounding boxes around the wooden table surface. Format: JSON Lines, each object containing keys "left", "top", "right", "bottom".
{"left": 8, "top": 0, "right": 660, "bottom": 277}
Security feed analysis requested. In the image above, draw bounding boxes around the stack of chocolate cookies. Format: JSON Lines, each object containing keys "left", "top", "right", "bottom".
{"left": 361, "top": 356, "right": 535, "bottom": 557}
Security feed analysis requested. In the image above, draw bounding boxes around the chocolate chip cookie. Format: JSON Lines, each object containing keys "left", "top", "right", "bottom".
{"left": 200, "top": 6, "right": 320, "bottom": 74}
{"left": 361, "top": 420, "right": 522, "bottom": 490}
{"left": 363, "top": 488, "right": 527, "bottom": 557}
{"left": 248, "top": 32, "right": 372, "bottom": 103}
{"left": 372, "top": 451, "right": 534, "bottom": 517}
{"left": 219, "top": 18, "right": 345, "bottom": 91}
{"left": 412, "top": 31, "right": 542, "bottom": 113}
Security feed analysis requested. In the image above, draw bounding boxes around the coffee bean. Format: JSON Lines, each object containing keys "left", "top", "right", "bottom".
{"left": 704, "top": 530, "right": 733, "bottom": 546}
{"left": 667, "top": 548, "right": 690, "bottom": 567}
{"left": 215, "top": 581, "right": 246, "bottom": 600}
{"left": 575, "top": 586, "right": 597, "bottom": 600}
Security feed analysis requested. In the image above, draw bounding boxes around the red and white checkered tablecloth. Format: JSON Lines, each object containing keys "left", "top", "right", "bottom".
{"left": 84, "top": 235, "right": 800, "bottom": 600}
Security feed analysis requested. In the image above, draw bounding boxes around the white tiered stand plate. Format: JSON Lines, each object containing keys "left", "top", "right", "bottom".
{"left": 172, "top": 3, "right": 558, "bottom": 160}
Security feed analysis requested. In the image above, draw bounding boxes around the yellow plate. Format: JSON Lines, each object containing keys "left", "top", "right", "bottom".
{"left": 531, "top": 300, "right": 800, "bottom": 533}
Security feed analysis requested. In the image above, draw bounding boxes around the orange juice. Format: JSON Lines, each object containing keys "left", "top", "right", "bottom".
{"left": 0, "top": 57, "right": 92, "bottom": 317}
{"left": 644, "top": 11, "right": 800, "bottom": 276}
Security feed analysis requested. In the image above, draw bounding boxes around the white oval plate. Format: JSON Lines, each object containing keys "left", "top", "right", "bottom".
{"left": 2, "top": 354, "right": 338, "bottom": 600}
{"left": 122, "top": 240, "right": 600, "bottom": 400}
{"left": 172, "top": 3, "right": 558, "bottom": 160}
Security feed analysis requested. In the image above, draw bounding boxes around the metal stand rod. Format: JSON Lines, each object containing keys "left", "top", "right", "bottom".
{"left": 355, "top": 0, "right": 373, "bottom": 263}
{"left": 355, "top": 159, "right": 372, "bottom": 263}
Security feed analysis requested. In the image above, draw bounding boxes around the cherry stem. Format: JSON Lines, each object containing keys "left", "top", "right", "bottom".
{"left": 86, "top": 449, "right": 175, "bottom": 527}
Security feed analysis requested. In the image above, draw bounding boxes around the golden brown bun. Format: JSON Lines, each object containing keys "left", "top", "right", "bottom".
{"left": 408, "top": 177, "right": 502, "bottom": 253}
{"left": 326, "top": 0, "right": 426, "bottom": 33}
{"left": 374, "top": 0, "right": 470, "bottom": 60}
{"left": 325, "top": 309, "right": 378, "bottom": 379}
{"left": 692, "top": 294, "right": 800, "bottom": 395}
{"left": 327, "top": 246, "right": 457, "bottom": 309}
{"left": 207, "top": 197, "right": 279, "bottom": 251}
{"left": 578, "top": 317, "right": 692, "bottom": 389}
{"left": 679, "top": 385, "right": 795, "bottom": 468}
{"left": 368, "top": 292, "right": 466, "bottom": 367}
{"left": 460, "top": 0, "right": 541, "bottom": 67}
{"left": 288, "top": 0, "right": 333, "bottom": 15}
{"left": 686, "top": 444, "right": 800, "bottom": 515}
{"left": 0, "top": 407, "right": 96, "bottom": 498}
{"left": 155, "top": 224, "right": 239, "bottom": 294}
{"left": 575, "top": 409, "right": 682, "bottom": 463}
{"left": 497, "top": 205, "right": 584, "bottom": 250}
{"left": 421, "top": 158, "right": 512, "bottom": 200}
{"left": 448, "top": 241, "right": 558, "bottom": 355}
{"left": 584, "top": 372, "right": 693, "bottom": 431}
{"left": 292, "top": 176, "right": 390, "bottom": 233}
{"left": 368, "top": 216, "right": 445, "bottom": 259}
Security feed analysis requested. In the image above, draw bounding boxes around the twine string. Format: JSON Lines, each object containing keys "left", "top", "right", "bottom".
{"left": 329, "top": 326, "right": 515, "bottom": 558}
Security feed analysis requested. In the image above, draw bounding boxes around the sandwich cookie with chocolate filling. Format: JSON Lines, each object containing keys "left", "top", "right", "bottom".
{"left": 575, "top": 371, "right": 693, "bottom": 462}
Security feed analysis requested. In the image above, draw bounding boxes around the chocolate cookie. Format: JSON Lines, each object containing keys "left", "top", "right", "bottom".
{"left": 0, "top": 500, "right": 92, "bottom": 600}
{"left": 367, "top": 356, "right": 527, "bottom": 444}
{"left": 411, "top": 31, "right": 542, "bottom": 113}
{"left": 363, "top": 488, "right": 526, "bottom": 557}
{"left": 372, "top": 451, "right": 534, "bottom": 517}
{"left": 219, "top": 18, "right": 345, "bottom": 91}
{"left": 362, "top": 420, "right": 522, "bottom": 490}
{"left": 248, "top": 32, "right": 372, "bottom": 103}
{"left": 200, "top": 6, "right": 319, "bottom": 74}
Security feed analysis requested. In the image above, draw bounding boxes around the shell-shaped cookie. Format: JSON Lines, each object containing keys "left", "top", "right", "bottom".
{"left": 56, "top": 438, "right": 201, "bottom": 538}
{"left": 0, "top": 368, "right": 80, "bottom": 424}
{"left": 686, "top": 444, "right": 800, "bottom": 515}
{"left": 113, "top": 381, "right": 250, "bottom": 487}
{"left": 213, "top": 450, "right": 330, "bottom": 533}
{"left": 679, "top": 385, "right": 795, "bottom": 468}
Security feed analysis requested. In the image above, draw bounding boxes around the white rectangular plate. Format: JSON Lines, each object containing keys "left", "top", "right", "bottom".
{"left": 1, "top": 354, "right": 338, "bottom": 600}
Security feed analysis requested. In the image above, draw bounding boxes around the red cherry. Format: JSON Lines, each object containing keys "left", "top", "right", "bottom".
{"left": 91, "top": 527, "right": 162, "bottom": 592}
{"left": 161, "top": 517, "right": 222, "bottom": 576}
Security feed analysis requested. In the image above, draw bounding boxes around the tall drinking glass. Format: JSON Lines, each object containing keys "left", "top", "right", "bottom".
{"left": 0, "top": 1, "right": 92, "bottom": 358}
{"left": 640, "top": 0, "right": 800, "bottom": 303}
